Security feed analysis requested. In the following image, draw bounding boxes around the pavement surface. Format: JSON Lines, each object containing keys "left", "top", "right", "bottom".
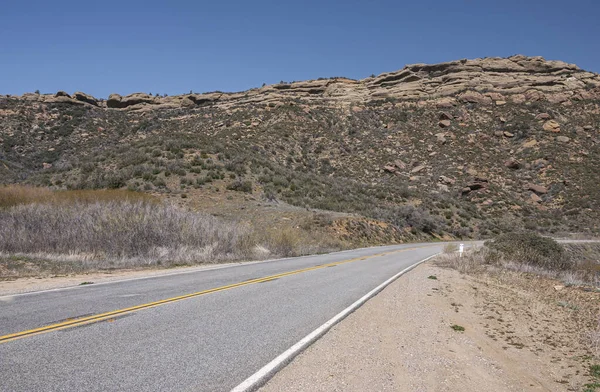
{"left": 0, "top": 242, "right": 449, "bottom": 392}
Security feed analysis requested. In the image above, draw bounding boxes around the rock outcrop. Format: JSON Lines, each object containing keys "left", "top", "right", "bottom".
{"left": 8, "top": 55, "right": 600, "bottom": 111}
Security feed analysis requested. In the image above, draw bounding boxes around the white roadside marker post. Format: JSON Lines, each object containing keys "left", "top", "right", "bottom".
{"left": 459, "top": 243, "right": 464, "bottom": 258}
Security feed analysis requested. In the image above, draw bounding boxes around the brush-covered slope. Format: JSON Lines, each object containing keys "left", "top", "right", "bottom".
{"left": 1, "top": 55, "right": 599, "bottom": 238}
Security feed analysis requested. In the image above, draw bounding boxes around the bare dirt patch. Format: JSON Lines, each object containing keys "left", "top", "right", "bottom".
{"left": 261, "top": 261, "right": 600, "bottom": 392}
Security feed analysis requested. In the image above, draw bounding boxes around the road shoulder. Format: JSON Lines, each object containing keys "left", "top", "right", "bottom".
{"left": 260, "top": 261, "right": 597, "bottom": 391}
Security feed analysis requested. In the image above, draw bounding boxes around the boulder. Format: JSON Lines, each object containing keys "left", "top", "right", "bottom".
{"left": 504, "top": 158, "right": 521, "bottom": 169}
{"left": 530, "top": 193, "right": 543, "bottom": 203}
{"left": 522, "top": 139, "right": 538, "bottom": 148}
{"left": 532, "top": 158, "right": 549, "bottom": 168}
{"left": 527, "top": 183, "right": 548, "bottom": 194}
{"left": 556, "top": 136, "right": 570, "bottom": 143}
{"left": 543, "top": 120, "right": 561, "bottom": 133}
{"left": 411, "top": 165, "right": 425, "bottom": 174}
{"left": 535, "top": 113, "right": 551, "bottom": 120}
{"left": 121, "top": 93, "right": 156, "bottom": 107}
{"left": 466, "top": 182, "right": 486, "bottom": 191}
{"left": 185, "top": 93, "right": 221, "bottom": 106}
{"left": 438, "top": 120, "right": 451, "bottom": 128}
{"left": 55, "top": 91, "right": 71, "bottom": 98}
{"left": 73, "top": 92, "right": 98, "bottom": 106}
{"left": 439, "top": 175, "right": 455, "bottom": 185}
{"left": 393, "top": 160, "right": 406, "bottom": 170}
{"left": 439, "top": 112, "right": 452, "bottom": 121}
{"left": 107, "top": 93, "right": 157, "bottom": 108}
{"left": 383, "top": 165, "right": 397, "bottom": 173}
{"left": 458, "top": 91, "right": 492, "bottom": 105}
{"left": 107, "top": 94, "right": 123, "bottom": 108}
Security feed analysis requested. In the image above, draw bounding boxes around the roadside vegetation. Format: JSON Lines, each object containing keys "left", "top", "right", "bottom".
{"left": 436, "top": 232, "right": 600, "bottom": 390}
{"left": 0, "top": 186, "right": 343, "bottom": 279}
{"left": 439, "top": 233, "right": 599, "bottom": 286}
{"left": 3, "top": 96, "right": 598, "bottom": 240}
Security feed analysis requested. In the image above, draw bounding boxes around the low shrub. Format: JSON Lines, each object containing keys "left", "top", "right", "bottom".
{"left": 226, "top": 180, "right": 253, "bottom": 193}
{"left": 484, "top": 232, "right": 572, "bottom": 270}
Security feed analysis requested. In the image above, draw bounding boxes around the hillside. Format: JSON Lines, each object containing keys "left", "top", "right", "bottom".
{"left": 1, "top": 55, "right": 600, "bottom": 240}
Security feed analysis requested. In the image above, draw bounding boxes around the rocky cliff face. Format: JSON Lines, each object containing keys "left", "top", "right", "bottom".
{"left": 8, "top": 55, "right": 600, "bottom": 110}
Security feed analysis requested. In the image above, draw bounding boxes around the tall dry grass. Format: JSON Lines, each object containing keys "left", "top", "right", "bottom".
{"left": 0, "top": 186, "right": 345, "bottom": 277}
{"left": 0, "top": 201, "right": 253, "bottom": 265}
{"left": 0, "top": 185, "right": 155, "bottom": 209}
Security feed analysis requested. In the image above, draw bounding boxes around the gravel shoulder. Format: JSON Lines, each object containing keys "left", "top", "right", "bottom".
{"left": 261, "top": 261, "right": 599, "bottom": 392}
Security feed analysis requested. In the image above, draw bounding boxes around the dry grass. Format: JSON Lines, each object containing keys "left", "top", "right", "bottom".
{"left": 0, "top": 185, "right": 155, "bottom": 209}
{"left": 0, "top": 186, "right": 345, "bottom": 278}
{"left": 436, "top": 239, "right": 600, "bottom": 365}
{"left": 0, "top": 201, "right": 252, "bottom": 265}
{"left": 586, "top": 316, "right": 600, "bottom": 359}
{"left": 435, "top": 247, "right": 489, "bottom": 273}
{"left": 443, "top": 243, "right": 458, "bottom": 254}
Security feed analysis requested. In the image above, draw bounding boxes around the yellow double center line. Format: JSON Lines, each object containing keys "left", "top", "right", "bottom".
{"left": 0, "top": 246, "right": 427, "bottom": 344}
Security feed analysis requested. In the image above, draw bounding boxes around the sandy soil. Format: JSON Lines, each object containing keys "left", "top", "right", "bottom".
{"left": 261, "top": 262, "right": 600, "bottom": 392}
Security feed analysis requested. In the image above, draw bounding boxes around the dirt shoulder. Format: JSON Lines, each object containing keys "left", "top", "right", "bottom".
{"left": 261, "top": 261, "right": 600, "bottom": 392}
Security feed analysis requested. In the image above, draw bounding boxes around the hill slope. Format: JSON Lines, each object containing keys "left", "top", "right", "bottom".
{"left": 1, "top": 55, "right": 599, "bottom": 238}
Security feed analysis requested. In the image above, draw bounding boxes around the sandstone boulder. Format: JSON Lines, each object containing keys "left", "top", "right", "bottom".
{"left": 458, "top": 91, "right": 492, "bottom": 105}
{"left": 535, "top": 113, "right": 551, "bottom": 120}
{"left": 543, "top": 120, "right": 561, "bottom": 133}
{"left": 393, "top": 160, "right": 406, "bottom": 170}
{"left": 530, "top": 193, "right": 543, "bottom": 203}
{"left": 383, "top": 165, "right": 397, "bottom": 173}
{"left": 107, "top": 94, "right": 123, "bottom": 108}
{"left": 439, "top": 112, "right": 452, "bottom": 121}
{"left": 121, "top": 93, "right": 156, "bottom": 107}
{"left": 438, "top": 120, "right": 451, "bottom": 128}
{"left": 439, "top": 175, "right": 455, "bottom": 185}
{"left": 504, "top": 158, "right": 521, "bottom": 169}
{"left": 73, "top": 92, "right": 98, "bottom": 106}
{"left": 527, "top": 184, "right": 548, "bottom": 194}
{"left": 522, "top": 139, "right": 538, "bottom": 148}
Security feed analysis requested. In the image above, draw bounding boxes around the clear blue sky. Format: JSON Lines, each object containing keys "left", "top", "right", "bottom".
{"left": 2, "top": 0, "right": 599, "bottom": 98}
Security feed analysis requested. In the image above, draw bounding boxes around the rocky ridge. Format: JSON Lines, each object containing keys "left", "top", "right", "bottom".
{"left": 8, "top": 55, "right": 600, "bottom": 110}
{"left": 1, "top": 54, "right": 600, "bottom": 239}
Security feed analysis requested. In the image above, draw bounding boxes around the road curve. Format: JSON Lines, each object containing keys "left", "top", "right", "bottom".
{"left": 0, "top": 242, "right": 451, "bottom": 391}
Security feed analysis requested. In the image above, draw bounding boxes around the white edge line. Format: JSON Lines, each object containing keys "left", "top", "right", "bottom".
{"left": 230, "top": 252, "right": 440, "bottom": 392}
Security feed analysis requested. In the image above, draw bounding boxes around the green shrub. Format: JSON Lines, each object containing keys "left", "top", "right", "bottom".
{"left": 226, "top": 180, "right": 253, "bottom": 193}
{"left": 484, "top": 232, "right": 572, "bottom": 270}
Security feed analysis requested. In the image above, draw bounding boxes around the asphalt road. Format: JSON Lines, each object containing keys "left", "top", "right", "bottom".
{"left": 0, "top": 242, "right": 449, "bottom": 392}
